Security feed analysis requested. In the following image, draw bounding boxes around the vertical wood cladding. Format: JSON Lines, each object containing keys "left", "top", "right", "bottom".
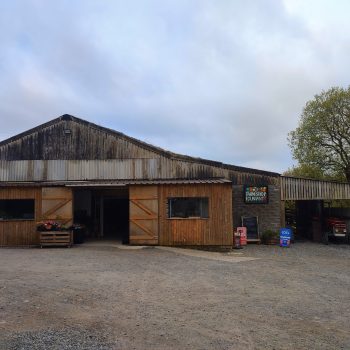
{"left": 0, "top": 187, "right": 42, "bottom": 246}
{"left": 0, "top": 119, "right": 158, "bottom": 160}
{"left": 281, "top": 176, "right": 350, "bottom": 200}
{"left": 159, "top": 183, "right": 233, "bottom": 246}
{"left": 0, "top": 115, "right": 282, "bottom": 247}
{"left": 0, "top": 115, "right": 280, "bottom": 186}
{"left": 41, "top": 187, "right": 73, "bottom": 227}
{"left": 129, "top": 186, "right": 159, "bottom": 245}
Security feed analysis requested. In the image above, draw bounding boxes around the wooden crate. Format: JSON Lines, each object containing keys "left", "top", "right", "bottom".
{"left": 39, "top": 231, "right": 73, "bottom": 248}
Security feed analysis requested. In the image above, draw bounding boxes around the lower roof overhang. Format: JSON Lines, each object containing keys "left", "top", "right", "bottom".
{"left": 0, "top": 178, "right": 232, "bottom": 188}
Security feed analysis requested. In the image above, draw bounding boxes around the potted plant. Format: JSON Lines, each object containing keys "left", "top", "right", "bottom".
{"left": 260, "top": 229, "right": 279, "bottom": 245}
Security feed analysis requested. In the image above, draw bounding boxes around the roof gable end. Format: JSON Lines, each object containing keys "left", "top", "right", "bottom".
{"left": 0, "top": 114, "right": 280, "bottom": 177}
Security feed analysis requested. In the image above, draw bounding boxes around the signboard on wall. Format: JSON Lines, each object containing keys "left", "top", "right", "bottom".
{"left": 244, "top": 186, "right": 268, "bottom": 204}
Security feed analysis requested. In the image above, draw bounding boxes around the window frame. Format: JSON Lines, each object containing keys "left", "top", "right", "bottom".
{"left": 167, "top": 197, "right": 209, "bottom": 220}
{"left": 0, "top": 199, "right": 35, "bottom": 221}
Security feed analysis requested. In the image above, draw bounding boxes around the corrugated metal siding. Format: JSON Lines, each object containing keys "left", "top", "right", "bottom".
{"left": 281, "top": 176, "right": 350, "bottom": 200}
{"left": 0, "top": 159, "right": 161, "bottom": 181}
{"left": 159, "top": 157, "right": 279, "bottom": 185}
{"left": 0, "top": 159, "right": 279, "bottom": 185}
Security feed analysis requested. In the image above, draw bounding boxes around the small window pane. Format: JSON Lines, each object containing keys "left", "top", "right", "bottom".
{"left": 0, "top": 199, "right": 35, "bottom": 220}
{"left": 168, "top": 197, "right": 209, "bottom": 218}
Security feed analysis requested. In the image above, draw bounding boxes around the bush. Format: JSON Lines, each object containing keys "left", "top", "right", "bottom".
{"left": 260, "top": 229, "right": 279, "bottom": 244}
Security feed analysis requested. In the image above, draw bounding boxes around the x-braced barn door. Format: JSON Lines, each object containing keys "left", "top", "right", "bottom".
{"left": 129, "top": 186, "right": 158, "bottom": 245}
{"left": 41, "top": 187, "right": 73, "bottom": 226}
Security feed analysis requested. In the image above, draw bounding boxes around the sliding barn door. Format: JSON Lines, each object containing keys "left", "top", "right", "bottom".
{"left": 129, "top": 186, "right": 158, "bottom": 245}
{"left": 41, "top": 187, "right": 73, "bottom": 226}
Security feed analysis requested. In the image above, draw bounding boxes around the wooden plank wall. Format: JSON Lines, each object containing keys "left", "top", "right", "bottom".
{"left": 41, "top": 187, "right": 73, "bottom": 226}
{"left": 159, "top": 183, "right": 233, "bottom": 246}
{"left": 0, "top": 187, "right": 41, "bottom": 246}
{"left": 281, "top": 176, "right": 350, "bottom": 200}
{"left": 129, "top": 186, "right": 159, "bottom": 245}
{"left": 0, "top": 119, "right": 158, "bottom": 160}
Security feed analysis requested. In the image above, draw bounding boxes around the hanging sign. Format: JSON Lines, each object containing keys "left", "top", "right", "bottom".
{"left": 244, "top": 186, "right": 268, "bottom": 204}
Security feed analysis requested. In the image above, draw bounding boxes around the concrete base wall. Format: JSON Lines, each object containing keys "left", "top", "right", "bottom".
{"left": 232, "top": 185, "right": 281, "bottom": 234}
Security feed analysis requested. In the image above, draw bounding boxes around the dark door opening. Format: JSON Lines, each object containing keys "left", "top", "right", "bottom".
{"left": 285, "top": 200, "right": 324, "bottom": 242}
{"left": 103, "top": 197, "right": 129, "bottom": 243}
{"left": 73, "top": 188, "right": 129, "bottom": 244}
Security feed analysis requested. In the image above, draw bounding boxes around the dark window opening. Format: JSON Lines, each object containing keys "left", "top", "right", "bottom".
{"left": 0, "top": 199, "right": 35, "bottom": 220}
{"left": 168, "top": 197, "right": 209, "bottom": 218}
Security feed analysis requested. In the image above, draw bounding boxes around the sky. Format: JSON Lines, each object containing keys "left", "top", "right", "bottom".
{"left": 0, "top": 0, "right": 349, "bottom": 173}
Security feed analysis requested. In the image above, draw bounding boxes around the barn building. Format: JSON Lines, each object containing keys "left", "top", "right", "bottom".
{"left": 1, "top": 114, "right": 349, "bottom": 247}
{"left": 0, "top": 114, "right": 283, "bottom": 246}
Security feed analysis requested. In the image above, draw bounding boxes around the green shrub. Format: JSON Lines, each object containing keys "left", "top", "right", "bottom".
{"left": 260, "top": 229, "right": 279, "bottom": 244}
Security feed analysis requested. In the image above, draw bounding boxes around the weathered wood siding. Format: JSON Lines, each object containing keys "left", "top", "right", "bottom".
{"left": 0, "top": 115, "right": 280, "bottom": 247}
{"left": 0, "top": 187, "right": 41, "bottom": 246}
{"left": 0, "top": 115, "right": 280, "bottom": 186}
{"left": 281, "top": 177, "right": 350, "bottom": 200}
{"left": 0, "top": 118, "right": 158, "bottom": 160}
{"left": 159, "top": 183, "right": 233, "bottom": 246}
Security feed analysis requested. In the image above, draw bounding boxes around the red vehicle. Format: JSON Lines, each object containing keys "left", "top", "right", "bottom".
{"left": 323, "top": 217, "right": 349, "bottom": 244}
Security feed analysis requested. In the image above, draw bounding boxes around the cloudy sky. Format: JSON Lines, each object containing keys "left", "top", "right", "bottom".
{"left": 0, "top": 0, "right": 349, "bottom": 173}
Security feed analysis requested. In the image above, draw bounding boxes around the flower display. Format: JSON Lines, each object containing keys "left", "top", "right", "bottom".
{"left": 37, "top": 221, "right": 65, "bottom": 231}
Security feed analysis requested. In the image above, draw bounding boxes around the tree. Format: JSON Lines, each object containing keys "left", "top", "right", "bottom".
{"left": 288, "top": 86, "right": 350, "bottom": 183}
{"left": 283, "top": 163, "right": 333, "bottom": 180}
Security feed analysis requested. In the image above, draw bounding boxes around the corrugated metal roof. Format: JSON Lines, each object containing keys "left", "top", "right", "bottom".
{"left": 0, "top": 178, "right": 232, "bottom": 187}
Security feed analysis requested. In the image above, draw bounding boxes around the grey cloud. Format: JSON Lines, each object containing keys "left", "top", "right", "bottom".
{"left": 1, "top": 0, "right": 349, "bottom": 172}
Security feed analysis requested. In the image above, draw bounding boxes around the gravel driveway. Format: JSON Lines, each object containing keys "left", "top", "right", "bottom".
{"left": 0, "top": 242, "right": 349, "bottom": 350}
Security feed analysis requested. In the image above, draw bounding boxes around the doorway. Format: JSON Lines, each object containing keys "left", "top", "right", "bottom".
{"left": 73, "top": 187, "right": 129, "bottom": 243}
{"left": 285, "top": 200, "right": 324, "bottom": 241}
{"left": 103, "top": 197, "right": 129, "bottom": 243}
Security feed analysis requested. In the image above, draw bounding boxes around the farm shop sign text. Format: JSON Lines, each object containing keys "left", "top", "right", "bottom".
{"left": 244, "top": 186, "right": 268, "bottom": 204}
